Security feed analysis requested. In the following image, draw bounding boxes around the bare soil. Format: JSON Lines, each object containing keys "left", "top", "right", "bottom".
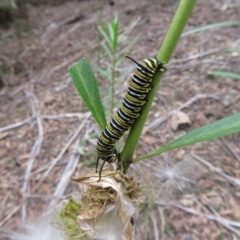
{"left": 0, "top": 0, "right": 240, "bottom": 239}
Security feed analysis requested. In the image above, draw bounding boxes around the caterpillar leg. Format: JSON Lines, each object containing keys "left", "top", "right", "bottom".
{"left": 98, "top": 158, "right": 106, "bottom": 182}
{"left": 95, "top": 156, "right": 105, "bottom": 182}
{"left": 96, "top": 156, "right": 100, "bottom": 173}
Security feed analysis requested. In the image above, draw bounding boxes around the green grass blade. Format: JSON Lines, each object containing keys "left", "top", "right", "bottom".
{"left": 182, "top": 21, "right": 240, "bottom": 36}
{"left": 69, "top": 59, "right": 107, "bottom": 129}
{"left": 211, "top": 70, "right": 240, "bottom": 80}
{"left": 135, "top": 113, "right": 240, "bottom": 162}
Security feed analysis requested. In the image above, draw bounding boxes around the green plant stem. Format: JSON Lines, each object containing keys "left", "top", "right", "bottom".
{"left": 111, "top": 52, "right": 116, "bottom": 116}
{"left": 96, "top": 0, "right": 105, "bottom": 79}
{"left": 119, "top": 0, "right": 197, "bottom": 173}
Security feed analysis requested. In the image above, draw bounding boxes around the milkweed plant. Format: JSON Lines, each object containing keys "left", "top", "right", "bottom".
{"left": 14, "top": 0, "right": 240, "bottom": 239}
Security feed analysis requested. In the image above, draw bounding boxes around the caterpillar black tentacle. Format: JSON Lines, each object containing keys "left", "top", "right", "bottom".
{"left": 96, "top": 56, "right": 165, "bottom": 180}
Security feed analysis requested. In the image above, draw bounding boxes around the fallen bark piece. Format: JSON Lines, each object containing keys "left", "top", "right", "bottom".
{"left": 171, "top": 111, "right": 191, "bottom": 131}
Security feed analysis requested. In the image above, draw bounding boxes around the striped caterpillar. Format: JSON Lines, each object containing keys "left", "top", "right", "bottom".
{"left": 96, "top": 56, "right": 165, "bottom": 178}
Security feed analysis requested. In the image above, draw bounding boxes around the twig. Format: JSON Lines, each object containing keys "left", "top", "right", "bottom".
{"left": 169, "top": 59, "right": 226, "bottom": 71}
{"left": 191, "top": 153, "right": 240, "bottom": 189}
{"left": 143, "top": 93, "right": 220, "bottom": 133}
{"left": 24, "top": 117, "right": 95, "bottom": 178}
{"left": 0, "top": 117, "right": 34, "bottom": 132}
{"left": 0, "top": 112, "right": 89, "bottom": 132}
{"left": 0, "top": 192, "right": 11, "bottom": 219}
{"left": 200, "top": 196, "right": 222, "bottom": 219}
{"left": 48, "top": 149, "right": 80, "bottom": 209}
{"left": 172, "top": 48, "right": 226, "bottom": 63}
{"left": 158, "top": 207, "right": 166, "bottom": 236}
{"left": 156, "top": 201, "right": 240, "bottom": 237}
{"left": 55, "top": 76, "right": 72, "bottom": 92}
{"left": 42, "top": 18, "right": 84, "bottom": 48}
{"left": 220, "top": 137, "right": 240, "bottom": 163}
{"left": 171, "top": 39, "right": 240, "bottom": 64}
{"left": 20, "top": 160, "right": 68, "bottom": 178}
{"left": 26, "top": 194, "right": 55, "bottom": 200}
{"left": 10, "top": 69, "right": 48, "bottom": 97}
{"left": 33, "top": 112, "right": 91, "bottom": 192}
{"left": 22, "top": 91, "right": 44, "bottom": 221}
{"left": 41, "top": 112, "right": 89, "bottom": 120}
{"left": 0, "top": 205, "right": 22, "bottom": 228}
{"left": 151, "top": 212, "right": 160, "bottom": 240}
{"left": 11, "top": 52, "right": 81, "bottom": 97}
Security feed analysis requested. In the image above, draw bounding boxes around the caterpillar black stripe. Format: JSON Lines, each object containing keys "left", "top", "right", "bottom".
{"left": 96, "top": 56, "right": 165, "bottom": 179}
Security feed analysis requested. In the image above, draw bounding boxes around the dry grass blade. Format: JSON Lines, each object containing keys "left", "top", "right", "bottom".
{"left": 48, "top": 149, "right": 80, "bottom": 209}
{"left": 220, "top": 137, "right": 240, "bottom": 163}
{"left": 0, "top": 112, "right": 85, "bottom": 133}
{"left": 22, "top": 91, "right": 44, "bottom": 221}
{"left": 0, "top": 205, "right": 22, "bottom": 228}
{"left": 143, "top": 94, "right": 220, "bottom": 133}
{"left": 171, "top": 39, "right": 240, "bottom": 63}
{"left": 0, "top": 117, "right": 34, "bottom": 132}
{"left": 33, "top": 112, "right": 91, "bottom": 192}
{"left": 191, "top": 153, "right": 240, "bottom": 189}
{"left": 151, "top": 212, "right": 160, "bottom": 240}
{"left": 1, "top": 1, "right": 239, "bottom": 239}
{"left": 41, "top": 112, "right": 89, "bottom": 120}
{"left": 157, "top": 201, "right": 240, "bottom": 237}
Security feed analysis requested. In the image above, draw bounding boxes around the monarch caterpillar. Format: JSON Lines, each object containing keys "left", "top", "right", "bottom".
{"left": 96, "top": 56, "right": 166, "bottom": 178}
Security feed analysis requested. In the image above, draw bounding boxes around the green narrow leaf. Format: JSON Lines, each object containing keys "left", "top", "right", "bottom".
{"left": 113, "top": 13, "right": 118, "bottom": 25}
{"left": 108, "top": 22, "right": 115, "bottom": 50}
{"left": 135, "top": 113, "right": 240, "bottom": 162}
{"left": 98, "top": 25, "right": 112, "bottom": 49}
{"left": 112, "top": 14, "right": 119, "bottom": 51}
{"left": 211, "top": 71, "right": 240, "bottom": 80}
{"left": 100, "top": 42, "right": 113, "bottom": 60}
{"left": 96, "top": 66, "right": 112, "bottom": 81}
{"left": 69, "top": 59, "right": 107, "bottom": 129}
{"left": 115, "top": 56, "right": 125, "bottom": 68}
{"left": 182, "top": 21, "right": 240, "bottom": 36}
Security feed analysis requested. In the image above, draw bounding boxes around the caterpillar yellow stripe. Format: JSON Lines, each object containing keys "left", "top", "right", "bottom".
{"left": 96, "top": 56, "right": 165, "bottom": 175}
